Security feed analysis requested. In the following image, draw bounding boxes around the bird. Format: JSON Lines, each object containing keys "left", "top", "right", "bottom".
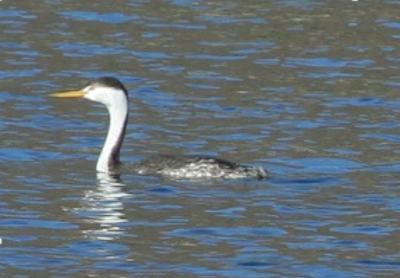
{"left": 50, "top": 77, "right": 268, "bottom": 179}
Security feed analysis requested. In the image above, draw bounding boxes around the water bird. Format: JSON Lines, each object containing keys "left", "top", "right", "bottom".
{"left": 50, "top": 77, "right": 267, "bottom": 179}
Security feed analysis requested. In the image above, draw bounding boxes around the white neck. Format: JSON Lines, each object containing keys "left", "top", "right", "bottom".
{"left": 96, "top": 96, "right": 128, "bottom": 173}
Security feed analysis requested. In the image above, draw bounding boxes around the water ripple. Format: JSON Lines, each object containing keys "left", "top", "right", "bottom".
{"left": 58, "top": 11, "right": 140, "bottom": 23}
{"left": 1, "top": 0, "right": 400, "bottom": 277}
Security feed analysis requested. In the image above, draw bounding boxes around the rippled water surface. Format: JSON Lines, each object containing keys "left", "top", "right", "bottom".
{"left": 2, "top": 0, "right": 400, "bottom": 277}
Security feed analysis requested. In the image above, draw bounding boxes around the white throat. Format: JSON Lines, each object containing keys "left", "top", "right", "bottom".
{"left": 91, "top": 91, "right": 128, "bottom": 173}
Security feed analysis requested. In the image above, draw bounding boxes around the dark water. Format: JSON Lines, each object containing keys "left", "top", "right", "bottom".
{"left": 2, "top": 0, "right": 400, "bottom": 277}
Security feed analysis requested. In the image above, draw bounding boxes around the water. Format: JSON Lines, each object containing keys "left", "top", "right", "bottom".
{"left": 1, "top": 0, "right": 400, "bottom": 277}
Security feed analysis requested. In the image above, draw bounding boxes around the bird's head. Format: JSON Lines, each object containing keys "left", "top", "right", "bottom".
{"left": 50, "top": 77, "right": 129, "bottom": 109}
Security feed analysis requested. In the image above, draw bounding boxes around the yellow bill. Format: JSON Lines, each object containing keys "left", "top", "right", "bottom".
{"left": 50, "top": 90, "right": 86, "bottom": 98}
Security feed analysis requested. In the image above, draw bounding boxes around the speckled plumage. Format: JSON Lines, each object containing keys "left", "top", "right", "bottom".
{"left": 115, "top": 155, "right": 268, "bottom": 180}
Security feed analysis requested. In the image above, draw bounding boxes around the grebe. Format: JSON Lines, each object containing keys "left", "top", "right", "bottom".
{"left": 51, "top": 77, "right": 267, "bottom": 179}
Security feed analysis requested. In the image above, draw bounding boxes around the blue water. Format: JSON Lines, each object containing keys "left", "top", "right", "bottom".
{"left": 1, "top": 0, "right": 400, "bottom": 277}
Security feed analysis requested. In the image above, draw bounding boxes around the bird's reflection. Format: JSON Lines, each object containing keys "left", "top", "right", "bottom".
{"left": 78, "top": 172, "right": 130, "bottom": 240}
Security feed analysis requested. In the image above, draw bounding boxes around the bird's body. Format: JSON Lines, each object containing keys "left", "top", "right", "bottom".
{"left": 119, "top": 155, "right": 266, "bottom": 179}
{"left": 51, "top": 77, "right": 267, "bottom": 180}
